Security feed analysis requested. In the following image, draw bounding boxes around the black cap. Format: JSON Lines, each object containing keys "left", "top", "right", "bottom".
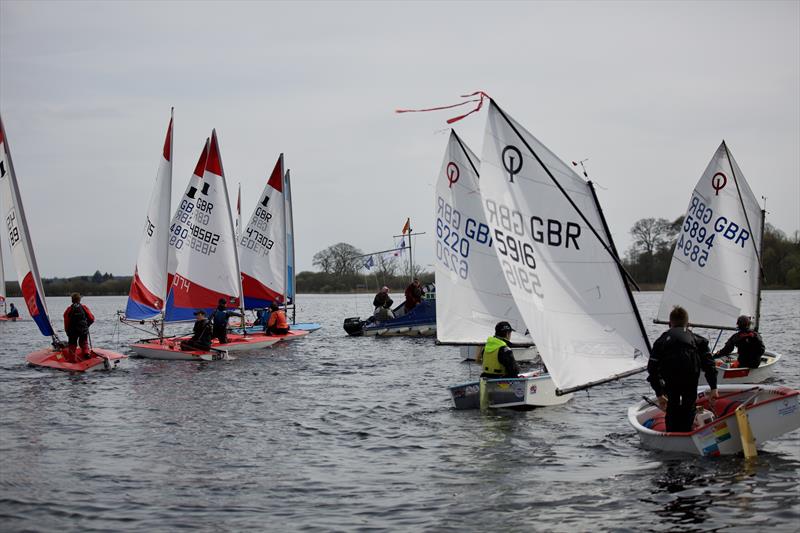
{"left": 218, "top": 298, "right": 227, "bottom": 306}
{"left": 193, "top": 310, "right": 206, "bottom": 316}
{"left": 495, "top": 321, "right": 514, "bottom": 335}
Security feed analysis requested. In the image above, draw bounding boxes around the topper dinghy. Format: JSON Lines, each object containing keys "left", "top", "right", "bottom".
{"left": 0, "top": 115, "right": 125, "bottom": 371}
{"left": 655, "top": 142, "right": 781, "bottom": 384}
{"left": 434, "top": 130, "right": 566, "bottom": 409}
{"left": 629, "top": 384, "right": 800, "bottom": 456}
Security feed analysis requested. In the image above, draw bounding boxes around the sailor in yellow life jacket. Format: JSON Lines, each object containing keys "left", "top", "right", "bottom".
{"left": 480, "top": 321, "right": 520, "bottom": 378}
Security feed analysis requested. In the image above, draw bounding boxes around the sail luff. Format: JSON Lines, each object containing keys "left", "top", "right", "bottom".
{"left": 0, "top": 231, "right": 6, "bottom": 312}
{"left": 0, "top": 116, "right": 55, "bottom": 338}
{"left": 285, "top": 168, "right": 296, "bottom": 307}
{"left": 754, "top": 208, "right": 766, "bottom": 330}
{"left": 723, "top": 141, "right": 764, "bottom": 279}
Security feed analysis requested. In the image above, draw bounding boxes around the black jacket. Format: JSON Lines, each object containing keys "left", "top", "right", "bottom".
{"left": 191, "top": 319, "right": 213, "bottom": 349}
{"left": 647, "top": 327, "right": 717, "bottom": 397}
{"left": 718, "top": 329, "right": 765, "bottom": 368}
{"left": 373, "top": 292, "right": 393, "bottom": 309}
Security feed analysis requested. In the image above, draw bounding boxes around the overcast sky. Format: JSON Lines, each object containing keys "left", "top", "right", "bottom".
{"left": 1, "top": 0, "right": 798, "bottom": 281}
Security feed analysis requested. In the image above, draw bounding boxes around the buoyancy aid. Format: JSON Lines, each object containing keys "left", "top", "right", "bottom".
{"left": 482, "top": 336, "right": 508, "bottom": 376}
{"left": 268, "top": 310, "right": 288, "bottom": 330}
{"left": 67, "top": 303, "right": 89, "bottom": 335}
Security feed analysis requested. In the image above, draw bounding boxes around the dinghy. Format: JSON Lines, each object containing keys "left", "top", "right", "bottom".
{"left": 433, "top": 130, "right": 567, "bottom": 409}
{"left": 655, "top": 142, "right": 781, "bottom": 384}
{"left": 238, "top": 155, "right": 318, "bottom": 338}
{"left": 0, "top": 115, "right": 126, "bottom": 371}
{"left": 629, "top": 384, "right": 800, "bottom": 456}
{"left": 476, "top": 98, "right": 652, "bottom": 398}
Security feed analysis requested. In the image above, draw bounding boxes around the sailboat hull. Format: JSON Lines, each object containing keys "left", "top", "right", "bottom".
{"left": 0, "top": 316, "right": 24, "bottom": 321}
{"left": 130, "top": 330, "right": 309, "bottom": 359}
{"left": 701, "top": 350, "right": 781, "bottom": 385}
{"left": 344, "top": 299, "right": 437, "bottom": 337}
{"left": 26, "top": 347, "right": 127, "bottom": 372}
{"left": 449, "top": 371, "right": 573, "bottom": 410}
{"left": 628, "top": 384, "right": 800, "bottom": 456}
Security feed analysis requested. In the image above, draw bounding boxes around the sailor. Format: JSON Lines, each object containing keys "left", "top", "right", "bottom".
{"left": 5, "top": 303, "right": 19, "bottom": 319}
{"left": 403, "top": 278, "right": 423, "bottom": 313}
{"left": 265, "top": 302, "right": 289, "bottom": 335}
{"left": 252, "top": 309, "right": 268, "bottom": 327}
{"left": 714, "top": 315, "right": 765, "bottom": 369}
{"left": 211, "top": 298, "right": 243, "bottom": 344}
{"left": 480, "top": 321, "right": 520, "bottom": 378}
{"left": 180, "top": 310, "right": 213, "bottom": 351}
{"left": 647, "top": 306, "right": 719, "bottom": 432}
{"left": 63, "top": 293, "right": 95, "bottom": 362}
{"left": 373, "top": 286, "right": 393, "bottom": 312}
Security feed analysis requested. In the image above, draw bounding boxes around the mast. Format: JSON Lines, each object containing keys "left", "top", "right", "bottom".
{"left": 285, "top": 169, "right": 296, "bottom": 323}
{"left": 754, "top": 208, "right": 766, "bottom": 331}
{"left": 408, "top": 218, "right": 413, "bottom": 281}
{"left": 281, "top": 157, "right": 288, "bottom": 311}
{"left": 0, "top": 236, "right": 5, "bottom": 315}
{"left": 159, "top": 107, "right": 174, "bottom": 340}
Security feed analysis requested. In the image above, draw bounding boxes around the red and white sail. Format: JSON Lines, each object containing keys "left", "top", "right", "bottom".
{"left": 239, "top": 154, "right": 287, "bottom": 309}
{"left": 165, "top": 131, "right": 240, "bottom": 320}
{"left": 0, "top": 234, "right": 6, "bottom": 309}
{"left": 434, "top": 130, "right": 531, "bottom": 345}
{"left": 0, "top": 116, "right": 55, "bottom": 336}
{"left": 657, "top": 142, "right": 763, "bottom": 329}
{"left": 479, "top": 100, "right": 649, "bottom": 393}
{"left": 125, "top": 111, "right": 173, "bottom": 319}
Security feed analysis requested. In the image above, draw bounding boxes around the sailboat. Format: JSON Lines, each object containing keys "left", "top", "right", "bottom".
{"left": 0, "top": 115, "right": 125, "bottom": 371}
{"left": 654, "top": 142, "right": 781, "bottom": 384}
{"left": 436, "top": 130, "right": 570, "bottom": 409}
{"left": 342, "top": 218, "right": 437, "bottom": 337}
{"left": 235, "top": 153, "right": 311, "bottom": 341}
{"left": 130, "top": 130, "right": 284, "bottom": 359}
{"left": 475, "top": 98, "right": 652, "bottom": 397}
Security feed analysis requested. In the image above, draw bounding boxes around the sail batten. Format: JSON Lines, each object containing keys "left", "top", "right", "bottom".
{"left": 478, "top": 100, "right": 649, "bottom": 392}
{"left": 656, "top": 142, "right": 762, "bottom": 329}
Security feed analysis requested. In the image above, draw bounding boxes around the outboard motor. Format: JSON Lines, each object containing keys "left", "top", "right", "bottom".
{"left": 343, "top": 317, "right": 366, "bottom": 336}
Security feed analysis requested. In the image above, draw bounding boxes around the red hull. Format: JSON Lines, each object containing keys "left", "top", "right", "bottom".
{"left": 26, "top": 346, "right": 127, "bottom": 372}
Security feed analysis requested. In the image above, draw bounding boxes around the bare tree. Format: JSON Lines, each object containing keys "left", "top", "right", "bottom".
{"left": 630, "top": 218, "right": 673, "bottom": 256}
{"left": 313, "top": 242, "right": 364, "bottom": 276}
{"left": 312, "top": 248, "right": 335, "bottom": 274}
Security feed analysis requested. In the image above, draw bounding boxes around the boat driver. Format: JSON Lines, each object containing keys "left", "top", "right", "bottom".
{"left": 480, "top": 321, "right": 520, "bottom": 378}
{"left": 713, "top": 315, "right": 765, "bottom": 369}
{"left": 647, "top": 306, "right": 719, "bottom": 432}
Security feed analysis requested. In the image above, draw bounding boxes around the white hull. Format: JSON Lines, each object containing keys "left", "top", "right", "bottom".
{"left": 130, "top": 334, "right": 280, "bottom": 360}
{"left": 701, "top": 350, "right": 781, "bottom": 385}
{"left": 628, "top": 384, "right": 800, "bottom": 456}
{"left": 449, "top": 371, "right": 573, "bottom": 410}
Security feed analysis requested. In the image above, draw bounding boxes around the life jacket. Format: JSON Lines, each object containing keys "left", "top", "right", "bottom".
{"left": 482, "top": 336, "right": 508, "bottom": 376}
{"left": 736, "top": 330, "right": 764, "bottom": 367}
{"left": 268, "top": 310, "right": 288, "bottom": 330}
{"left": 68, "top": 303, "right": 89, "bottom": 335}
{"left": 194, "top": 319, "right": 213, "bottom": 347}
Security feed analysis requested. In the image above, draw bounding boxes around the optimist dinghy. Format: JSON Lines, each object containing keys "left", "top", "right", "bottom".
{"left": 459, "top": 98, "right": 651, "bottom": 404}
{"left": 655, "top": 142, "right": 781, "bottom": 384}
{"left": 629, "top": 385, "right": 800, "bottom": 456}
{"left": 433, "top": 130, "right": 565, "bottom": 409}
{"left": 0, "top": 115, "right": 126, "bottom": 371}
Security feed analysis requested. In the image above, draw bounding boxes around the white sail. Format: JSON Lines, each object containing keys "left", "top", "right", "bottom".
{"left": 0, "top": 232, "right": 6, "bottom": 311}
{"left": 434, "top": 130, "right": 531, "bottom": 344}
{"left": 239, "top": 154, "right": 287, "bottom": 309}
{"left": 285, "top": 169, "right": 295, "bottom": 304}
{"left": 0, "top": 116, "right": 55, "bottom": 336}
{"left": 165, "top": 131, "right": 241, "bottom": 320}
{"left": 479, "top": 100, "right": 649, "bottom": 393}
{"left": 125, "top": 111, "right": 173, "bottom": 319}
{"left": 656, "top": 142, "right": 763, "bottom": 329}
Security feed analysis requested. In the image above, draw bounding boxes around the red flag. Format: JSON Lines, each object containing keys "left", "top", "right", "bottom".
{"left": 401, "top": 218, "right": 410, "bottom": 235}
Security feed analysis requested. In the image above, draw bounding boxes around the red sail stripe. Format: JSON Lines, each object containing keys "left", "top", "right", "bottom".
{"left": 267, "top": 154, "right": 283, "bottom": 192}
{"left": 205, "top": 130, "right": 223, "bottom": 176}
{"left": 163, "top": 116, "right": 173, "bottom": 161}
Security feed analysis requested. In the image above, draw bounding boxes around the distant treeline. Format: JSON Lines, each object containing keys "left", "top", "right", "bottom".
{"left": 296, "top": 271, "right": 434, "bottom": 294}
{"left": 622, "top": 217, "right": 800, "bottom": 289}
{"left": 4, "top": 271, "right": 132, "bottom": 297}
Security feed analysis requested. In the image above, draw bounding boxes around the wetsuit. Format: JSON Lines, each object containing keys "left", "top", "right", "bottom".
{"left": 6, "top": 306, "right": 19, "bottom": 318}
{"left": 63, "top": 303, "right": 95, "bottom": 360}
{"left": 180, "top": 319, "right": 213, "bottom": 351}
{"left": 647, "top": 327, "right": 718, "bottom": 432}
{"left": 717, "top": 329, "right": 765, "bottom": 369}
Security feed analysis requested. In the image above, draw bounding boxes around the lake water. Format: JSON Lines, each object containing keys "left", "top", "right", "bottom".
{"left": 0, "top": 291, "right": 798, "bottom": 531}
